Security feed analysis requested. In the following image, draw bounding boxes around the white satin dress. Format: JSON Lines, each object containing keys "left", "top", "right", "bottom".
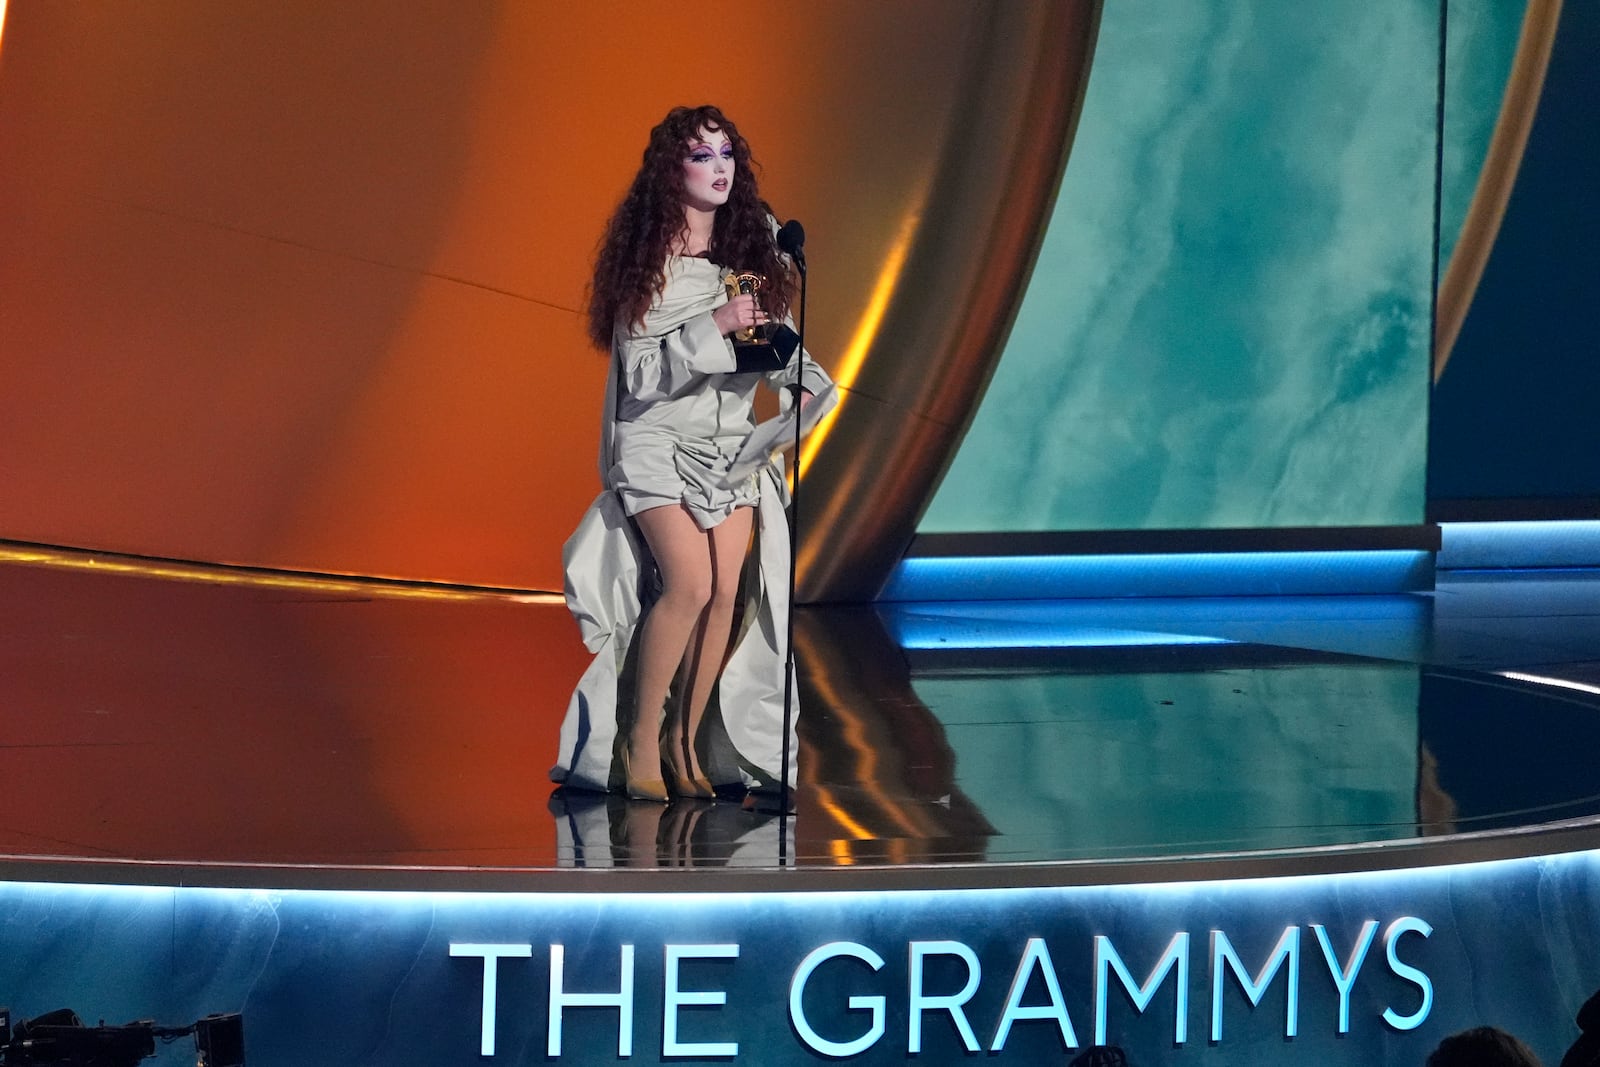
{"left": 551, "top": 254, "right": 834, "bottom": 794}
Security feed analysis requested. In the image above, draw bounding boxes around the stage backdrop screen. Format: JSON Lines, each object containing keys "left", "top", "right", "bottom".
{"left": 920, "top": 0, "right": 1441, "bottom": 535}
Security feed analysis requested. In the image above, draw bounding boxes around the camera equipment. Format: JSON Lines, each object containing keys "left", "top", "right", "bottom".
{"left": 0, "top": 1007, "right": 243, "bottom": 1067}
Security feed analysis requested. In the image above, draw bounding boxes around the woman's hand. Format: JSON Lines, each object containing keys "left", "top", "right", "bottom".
{"left": 713, "top": 294, "right": 769, "bottom": 337}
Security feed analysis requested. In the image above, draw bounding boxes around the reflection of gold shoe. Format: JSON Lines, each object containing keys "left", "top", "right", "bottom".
{"left": 663, "top": 802, "right": 707, "bottom": 867}
{"left": 620, "top": 749, "right": 668, "bottom": 803}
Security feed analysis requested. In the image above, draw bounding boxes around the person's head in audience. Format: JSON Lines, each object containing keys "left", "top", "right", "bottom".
{"left": 1428, "top": 1026, "right": 1542, "bottom": 1067}
{"left": 1560, "top": 986, "right": 1600, "bottom": 1067}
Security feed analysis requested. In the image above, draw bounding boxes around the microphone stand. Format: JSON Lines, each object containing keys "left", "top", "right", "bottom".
{"left": 777, "top": 246, "right": 806, "bottom": 854}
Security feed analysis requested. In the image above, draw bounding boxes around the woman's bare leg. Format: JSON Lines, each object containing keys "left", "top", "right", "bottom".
{"left": 669, "top": 506, "right": 754, "bottom": 784}
{"left": 628, "top": 505, "right": 713, "bottom": 788}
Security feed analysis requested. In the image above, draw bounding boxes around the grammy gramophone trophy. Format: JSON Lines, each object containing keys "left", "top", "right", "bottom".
{"left": 724, "top": 271, "right": 800, "bottom": 373}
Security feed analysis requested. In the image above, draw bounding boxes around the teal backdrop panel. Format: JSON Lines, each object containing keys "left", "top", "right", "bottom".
{"left": 922, "top": 1, "right": 1440, "bottom": 534}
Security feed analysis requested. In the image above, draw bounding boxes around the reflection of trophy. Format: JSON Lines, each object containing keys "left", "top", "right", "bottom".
{"left": 724, "top": 271, "right": 799, "bottom": 372}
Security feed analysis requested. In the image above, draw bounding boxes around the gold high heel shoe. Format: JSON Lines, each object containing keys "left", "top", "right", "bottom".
{"left": 620, "top": 748, "right": 669, "bottom": 803}
{"left": 667, "top": 763, "right": 716, "bottom": 801}
{"left": 664, "top": 733, "right": 716, "bottom": 799}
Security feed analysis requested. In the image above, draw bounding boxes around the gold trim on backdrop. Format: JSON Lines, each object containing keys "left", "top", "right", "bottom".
{"left": 798, "top": 2, "right": 1103, "bottom": 602}
{"left": 798, "top": 194, "right": 926, "bottom": 474}
{"left": 1435, "top": 0, "right": 1563, "bottom": 382}
{"left": 0, "top": 542, "right": 559, "bottom": 603}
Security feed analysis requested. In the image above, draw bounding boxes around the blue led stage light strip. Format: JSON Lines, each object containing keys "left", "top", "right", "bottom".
{"left": 877, "top": 593, "right": 1431, "bottom": 657}
{"left": 1438, "top": 521, "right": 1600, "bottom": 570}
{"left": 886, "top": 617, "right": 1231, "bottom": 650}
{"left": 881, "top": 551, "right": 1434, "bottom": 602}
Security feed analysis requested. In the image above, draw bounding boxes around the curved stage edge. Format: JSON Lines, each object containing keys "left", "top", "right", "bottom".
{"left": 7, "top": 813, "right": 1600, "bottom": 893}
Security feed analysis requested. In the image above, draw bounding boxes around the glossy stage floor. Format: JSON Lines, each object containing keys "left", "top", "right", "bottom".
{"left": 4, "top": 542, "right": 1600, "bottom": 882}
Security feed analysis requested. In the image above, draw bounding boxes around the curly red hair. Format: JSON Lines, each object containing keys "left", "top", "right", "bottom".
{"left": 587, "top": 105, "right": 794, "bottom": 350}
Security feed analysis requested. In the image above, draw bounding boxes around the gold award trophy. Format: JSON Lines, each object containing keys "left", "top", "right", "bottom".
{"left": 724, "top": 271, "right": 799, "bottom": 372}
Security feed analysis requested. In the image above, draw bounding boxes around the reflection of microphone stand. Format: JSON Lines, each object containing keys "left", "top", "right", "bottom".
{"left": 775, "top": 220, "right": 806, "bottom": 847}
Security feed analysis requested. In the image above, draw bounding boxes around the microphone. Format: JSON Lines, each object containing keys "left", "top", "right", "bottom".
{"left": 777, "top": 219, "right": 806, "bottom": 273}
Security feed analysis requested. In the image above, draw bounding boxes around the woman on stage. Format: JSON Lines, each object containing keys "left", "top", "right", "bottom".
{"left": 552, "top": 105, "right": 833, "bottom": 802}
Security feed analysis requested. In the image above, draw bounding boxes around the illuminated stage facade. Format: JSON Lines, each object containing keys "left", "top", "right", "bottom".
{"left": 7, "top": 846, "right": 1600, "bottom": 1065}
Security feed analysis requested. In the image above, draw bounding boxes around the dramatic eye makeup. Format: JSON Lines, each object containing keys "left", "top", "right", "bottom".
{"left": 688, "top": 143, "right": 736, "bottom": 164}
{"left": 685, "top": 133, "right": 734, "bottom": 165}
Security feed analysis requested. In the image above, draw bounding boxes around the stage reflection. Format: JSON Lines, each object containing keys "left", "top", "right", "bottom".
{"left": 6, "top": 552, "right": 1600, "bottom": 873}
{"left": 548, "top": 604, "right": 1600, "bottom": 868}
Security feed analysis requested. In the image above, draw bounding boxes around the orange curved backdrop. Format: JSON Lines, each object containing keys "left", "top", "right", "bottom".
{"left": 0, "top": 1, "right": 1022, "bottom": 589}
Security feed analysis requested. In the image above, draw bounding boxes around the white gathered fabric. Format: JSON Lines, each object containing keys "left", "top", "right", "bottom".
{"left": 552, "top": 249, "right": 831, "bottom": 793}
